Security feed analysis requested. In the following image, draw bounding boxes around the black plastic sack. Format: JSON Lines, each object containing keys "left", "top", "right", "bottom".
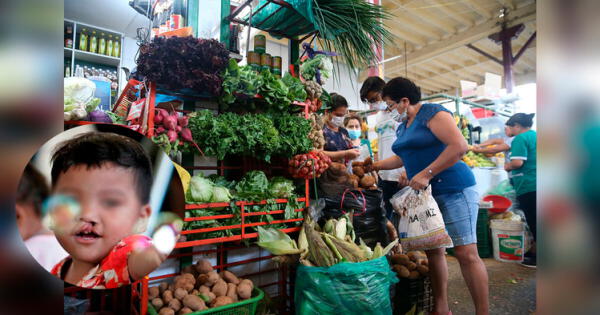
{"left": 320, "top": 188, "right": 389, "bottom": 248}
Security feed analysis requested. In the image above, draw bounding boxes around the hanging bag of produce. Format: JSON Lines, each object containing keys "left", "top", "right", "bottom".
{"left": 321, "top": 188, "right": 388, "bottom": 248}
{"left": 391, "top": 186, "right": 453, "bottom": 251}
{"left": 294, "top": 256, "right": 398, "bottom": 315}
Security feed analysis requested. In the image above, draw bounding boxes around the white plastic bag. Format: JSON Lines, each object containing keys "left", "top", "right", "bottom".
{"left": 390, "top": 186, "right": 453, "bottom": 251}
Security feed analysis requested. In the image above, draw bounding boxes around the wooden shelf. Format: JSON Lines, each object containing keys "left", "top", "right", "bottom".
{"left": 74, "top": 49, "right": 120, "bottom": 67}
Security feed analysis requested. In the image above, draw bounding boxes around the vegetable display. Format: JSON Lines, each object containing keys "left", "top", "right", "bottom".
{"left": 187, "top": 110, "right": 311, "bottom": 162}
{"left": 148, "top": 259, "right": 255, "bottom": 314}
{"left": 182, "top": 172, "right": 304, "bottom": 242}
{"left": 307, "top": 113, "right": 325, "bottom": 150}
{"left": 300, "top": 55, "right": 333, "bottom": 85}
{"left": 64, "top": 77, "right": 101, "bottom": 121}
{"left": 282, "top": 72, "right": 308, "bottom": 102}
{"left": 136, "top": 36, "right": 229, "bottom": 95}
{"left": 288, "top": 151, "right": 332, "bottom": 179}
{"left": 258, "top": 215, "right": 398, "bottom": 267}
{"left": 152, "top": 109, "right": 202, "bottom": 157}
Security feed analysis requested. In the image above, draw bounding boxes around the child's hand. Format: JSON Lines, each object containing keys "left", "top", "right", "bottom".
{"left": 150, "top": 212, "right": 183, "bottom": 255}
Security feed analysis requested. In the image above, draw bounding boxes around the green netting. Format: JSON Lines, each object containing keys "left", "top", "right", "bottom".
{"left": 249, "top": 0, "right": 317, "bottom": 38}
{"left": 294, "top": 256, "right": 398, "bottom": 315}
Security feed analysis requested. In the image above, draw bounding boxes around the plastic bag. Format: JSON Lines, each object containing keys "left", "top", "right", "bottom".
{"left": 321, "top": 188, "right": 389, "bottom": 248}
{"left": 512, "top": 209, "right": 534, "bottom": 252}
{"left": 390, "top": 186, "right": 453, "bottom": 251}
{"left": 486, "top": 179, "right": 516, "bottom": 202}
{"left": 295, "top": 256, "right": 398, "bottom": 315}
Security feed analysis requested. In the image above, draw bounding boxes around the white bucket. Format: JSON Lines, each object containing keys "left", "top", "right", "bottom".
{"left": 490, "top": 219, "right": 525, "bottom": 263}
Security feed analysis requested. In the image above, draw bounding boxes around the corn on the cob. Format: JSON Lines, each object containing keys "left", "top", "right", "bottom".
{"left": 323, "top": 234, "right": 366, "bottom": 262}
{"left": 323, "top": 219, "right": 334, "bottom": 234}
{"left": 298, "top": 226, "right": 308, "bottom": 252}
{"left": 372, "top": 242, "right": 383, "bottom": 259}
{"left": 306, "top": 224, "right": 335, "bottom": 267}
{"left": 335, "top": 218, "right": 347, "bottom": 239}
{"left": 323, "top": 233, "right": 343, "bottom": 261}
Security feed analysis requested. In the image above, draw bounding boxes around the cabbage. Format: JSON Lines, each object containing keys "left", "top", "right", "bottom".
{"left": 189, "top": 174, "right": 214, "bottom": 202}
{"left": 211, "top": 186, "right": 232, "bottom": 203}
{"left": 64, "top": 77, "right": 96, "bottom": 106}
{"left": 269, "top": 177, "right": 295, "bottom": 198}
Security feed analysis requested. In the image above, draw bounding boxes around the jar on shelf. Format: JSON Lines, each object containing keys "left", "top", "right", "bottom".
{"left": 107, "top": 35, "right": 114, "bottom": 57}
{"left": 113, "top": 35, "right": 120, "bottom": 58}
{"left": 89, "top": 31, "right": 98, "bottom": 53}
{"left": 78, "top": 28, "right": 88, "bottom": 51}
{"left": 98, "top": 32, "right": 106, "bottom": 55}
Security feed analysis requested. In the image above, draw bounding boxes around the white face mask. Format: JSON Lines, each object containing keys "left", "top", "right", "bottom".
{"left": 372, "top": 101, "right": 387, "bottom": 111}
{"left": 389, "top": 107, "right": 406, "bottom": 122}
{"left": 331, "top": 115, "right": 345, "bottom": 127}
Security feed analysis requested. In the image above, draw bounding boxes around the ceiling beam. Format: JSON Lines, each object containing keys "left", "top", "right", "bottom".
{"left": 424, "top": 0, "right": 475, "bottom": 28}
{"left": 383, "top": 2, "right": 535, "bottom": 70}
{"left": 426, "top": 59, "right": 484, "bottom": 83}
{"left": 495, "top": 0, "right": 515, "bottom": 10}
{"left": 387, "top": 28, "right": 427, "bottom": 47}
{"left": 389, "top": 12, "right": 443, "bottom": 41}
{"left": 463, "top": 0, "right": 494, "bottom": 20}
{"left": 391, "top": 3, "right": 457, "bottom": 35}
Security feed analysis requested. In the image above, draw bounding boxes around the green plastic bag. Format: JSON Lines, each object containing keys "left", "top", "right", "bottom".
{"left": 295, "top": 256, "right": 398, "bottom": 315}
{"left": 486, "top": 179, "right": 516, "bottom": 201}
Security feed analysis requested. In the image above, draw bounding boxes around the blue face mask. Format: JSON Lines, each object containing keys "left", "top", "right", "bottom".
{"left": 348, "top": 129, "right": 361, "bottom": 140}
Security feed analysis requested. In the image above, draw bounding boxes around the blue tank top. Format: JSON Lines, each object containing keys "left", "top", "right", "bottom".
{"left": 392, "top": 103, "right": 476, "bottom": 196}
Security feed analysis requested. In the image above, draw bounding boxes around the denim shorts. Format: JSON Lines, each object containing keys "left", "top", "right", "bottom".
{"left": 433, "top": 185, "right": 480, "bottom": 246}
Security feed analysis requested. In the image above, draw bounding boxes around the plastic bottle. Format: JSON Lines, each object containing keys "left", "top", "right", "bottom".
{"left": 79, "top": 28, "right": 88, "bottom": 51}
{"left": 107, "top": 35, "right": 114, "bottom": 57}
{"left": 113, "top": 36, "right": 120, "bottom": 58}
{"left": 89, "top": 31, "right": 98, "bottom": 53}
{"left": 99, "top": 33, "right": 106, "bottom": 55}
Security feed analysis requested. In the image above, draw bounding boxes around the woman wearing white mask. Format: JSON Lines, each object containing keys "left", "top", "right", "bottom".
{"left": 321, "top": 93, "right": 360, "bottom": 162}
{"left": 366, "top": 77, "right": 488, "bottom": 315}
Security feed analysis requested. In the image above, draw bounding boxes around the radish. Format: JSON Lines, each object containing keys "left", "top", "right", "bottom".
{"left": 176, "top": 126, "right": 182, "bottom": 132}
{"left": 180, "top": 127, "right": 205, "bottom": 156}
{"left": 178, "top": 116, "right": 189, "bottom": 127}
{"left": 163, "top": 114, "right": 178, "bottom": 131}
{"left": 167, "top": 129, "right": 178, "bottom": 143}
{"left": 156, "top": 126, "right": 166, "bottom": 134}
{"left": 154, "top": 110, "right": 163, "bottom": 124}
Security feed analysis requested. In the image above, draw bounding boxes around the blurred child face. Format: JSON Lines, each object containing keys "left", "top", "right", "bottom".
{"left": 51, "top": 162, "right": 150, "bottom": 265}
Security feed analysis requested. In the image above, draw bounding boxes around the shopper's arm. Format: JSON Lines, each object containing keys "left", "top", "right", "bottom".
{"left": 322, "top": 149, "right": 360, "bottom": 161}
{"left": 371, "top": 155, "right": 404, "bottom": 171}
{"left": 409, "top": 111, "right": 468, "bottom": 190}
{"left": 128, "top": 245, "right": 168, "bottom": 281}
{"left": 504, "top": 159, "right": 524, "bottom": 171}
{"left": 471, "top": 143, "right": 510, "bottom": 154}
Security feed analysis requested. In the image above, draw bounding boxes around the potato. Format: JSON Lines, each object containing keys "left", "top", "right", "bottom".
{"left": 163, "top": 290, "right": 174, "bottom": 303}
{"left": 352, "top": 166, "right": 365, "bottom": 178}
{"left": 420, "top": 259, "right": 428, "bottom": 266}
{"left": 174, "top": 288, "right": 188, "bottom": 300}
{"left": 149, "top": 286, "right": 160, "bottom": 300}
{"left": 407, "top": 251, "right": 422, "bottom": 262}
{"left": 181, "top": 265, "right": 197, "bottom": 277}
{"left": 391, "top": 254, "right": 410, "bottom": 266}
{"left": 151, "top": 297, "right": 164, "bottom": 309}
{"left": 329, "top": 162, "right": 346, "bottom": 176}
{"left": 363, "top": 157, "right": 373, "bottom": 167}
{"left": 212, "top": 280, "right": 228, "bottom": 297}
{"left": 407, "top": 262, "right": 417, "bottom": 271}
{"left": 168, "top": 298, "right": 182, "bottom": 312}
{"left": 226, "top": 283, "right": 238, "bottom": 302}
{"left": 211, "top": 296, "right": 234, "bottom": 308}
{"left": 239, "top": 279, "right": 254, "bottom": 291}
{"left": 199, "top": 292, "right": 216, "bottom": 304}
{"left": 394, "top": 265, "right": 410, "bottom": 278}
{"left": 360, "top": 175, "right": 376, "bottom": 188}
{"left": 159, "top": 307, "right": 175, "bottom": 315}
{"left": 351, "top": 161, "right": 364, "bottom": 167}
{"left": 191, "top": 289, "right": 199, "bottom": 296}
{"left": 417, "top": 265, "right": 429, "bottom": 276}
{"left": 236, "top": 282, "right": 252, "bottom": 300}
{"left": 408, "top": 270, "right": 420, "bottom": 279}
{"left": 159, "top": 282, "right": 169, "bottom": 294}
{"left": 221, "top": 270, "right": 240, "bottom": 285}
{"left": 168, "top": 284, "right": 175, "bottom": 292}
{"left": 183, "top": 294, "right": 207, "bottom": 311}
{"left": 206, "top": 271, "right": 220, "bottom": 287}
{"left": 195, "top": 259, "right": 214, "bottom": 275}
{"left": 199, "top": 285, "right": 211, "bottom": 296}
{"left": 179, "top": 307, "right": 193, "bottom": 315}
{"left": 182, "top": 273, "right": 196, "bottom": 284}
{"left": 196, "top": 274, "right": 209, "bottom": 287}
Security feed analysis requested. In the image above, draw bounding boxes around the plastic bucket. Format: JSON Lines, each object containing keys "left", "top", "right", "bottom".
{"left": 490, "top": 219, "right": 525, "bottom": 263}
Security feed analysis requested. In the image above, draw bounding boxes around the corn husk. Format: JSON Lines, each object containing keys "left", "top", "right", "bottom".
{"left": 257, "top": 226, "right": 303, "bottom": 255}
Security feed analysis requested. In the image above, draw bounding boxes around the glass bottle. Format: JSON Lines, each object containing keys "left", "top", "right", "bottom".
{"left": 79, "top": 28, "right": 88, "bottom": 51}
{"left": 89, "top": 31, "right": 98, "bottom": 53}
{"left": 113, "top": 36, "right": 120, "bottom": 58}
{"left": 107, "top": 35, "right": 114, "bottom": 57}
{"left": 98, "top": 32, "right": 106, "bottom": 55}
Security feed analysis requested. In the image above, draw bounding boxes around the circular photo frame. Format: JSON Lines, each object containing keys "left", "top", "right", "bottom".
{"left": 16, "top": 124, "right": 185, "bottom": 289}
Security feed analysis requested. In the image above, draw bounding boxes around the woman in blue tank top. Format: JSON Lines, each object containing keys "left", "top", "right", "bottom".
{"left": 368, "top": 77, "right": 489, "bottom": 315}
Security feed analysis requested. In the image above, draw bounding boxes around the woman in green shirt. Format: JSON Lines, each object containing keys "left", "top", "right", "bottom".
{"left": 504, "top": 113, "right": 536, "bottom": 266}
